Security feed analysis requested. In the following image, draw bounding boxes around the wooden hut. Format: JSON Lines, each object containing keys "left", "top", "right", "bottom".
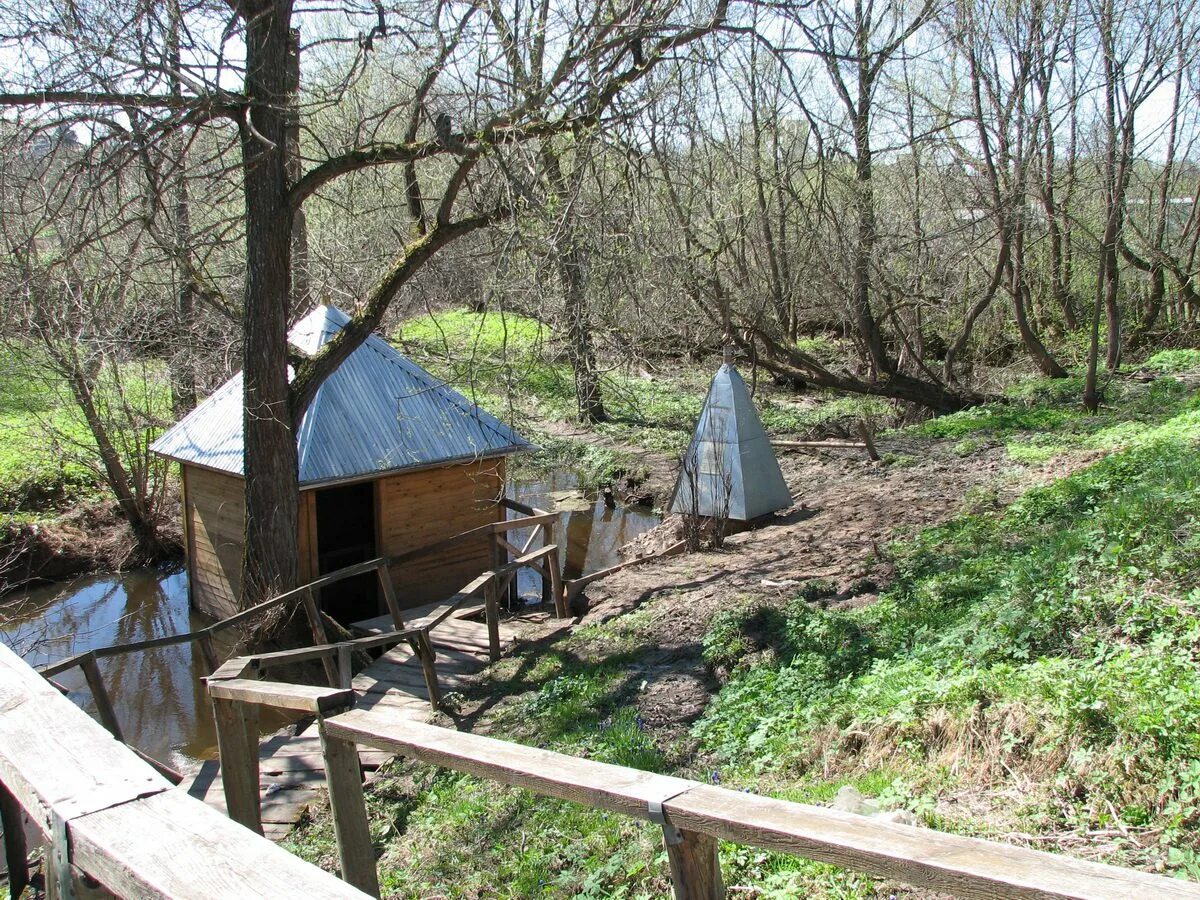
{"left": 151, "top": 305, "right": 533, "bottom": 623}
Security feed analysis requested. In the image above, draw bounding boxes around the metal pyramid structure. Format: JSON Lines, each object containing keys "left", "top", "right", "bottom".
{"left": 670, "top": 360, "right": 792, "bottom": 521}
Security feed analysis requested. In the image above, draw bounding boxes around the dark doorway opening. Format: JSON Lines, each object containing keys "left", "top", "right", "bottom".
{"left": 315, "top": 481, "right": 378, "bottom": 626}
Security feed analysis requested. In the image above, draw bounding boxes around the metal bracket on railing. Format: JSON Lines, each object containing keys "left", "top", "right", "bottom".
{"left": 51, "top": 808, "right": 75, "bottom": 899}
{"left": 647, "top": 788, "right": 690, "bottom": 847}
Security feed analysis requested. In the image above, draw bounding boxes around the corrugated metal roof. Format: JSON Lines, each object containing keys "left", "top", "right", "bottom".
{"left": 670, "top": 363, "right": 792, "bottom": 521}
{"left": 151, "top": 305, "right": 533, "bottom": 485}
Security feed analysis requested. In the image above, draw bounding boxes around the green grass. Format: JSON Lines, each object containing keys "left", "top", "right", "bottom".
{"left": 0, "top": 351, "right": 99, "bottom": 511}
{"left": 1144, "top": 349, "right": 1200, "bottom": 374}
{"left": 694, "top": 406, "right": 1200, "bottom": 878}
{"left": 0, "top": 348, "right": 174, "bottom": 516}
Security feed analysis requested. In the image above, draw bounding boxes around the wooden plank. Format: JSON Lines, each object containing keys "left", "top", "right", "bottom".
{"left": 666, "top": 785, "right": 1200, "bottom": 900}
{"left": 325, "top": 712, "right": 694, "bottom": 821}
{"left": 484, "top": 579, "right": 501, "bottom": 663}
{"left": 68, "top": 789, "right": 367, "bottom": 898}
{"left": 564, "top": 541, "right": 686, "bottom": 599}
{"left": 209, "top": 679, "right": 355, "bottom": 715}
{"left": 0, "top": 644, "right": 167, "bottom": 833}
{"left": 302, "top": 588, "right": 340, "bottom": 685}
{"left": 79, "top": 654, "right": 123, "bottom": 743}
{"left": 319, "top": 726, "right": 380, "bottom": 896}
{"left": 412, "top": 632, "right": 441, "bottom": 711}
{"left": 0, "top": 781, "right": 29, "bottom": 900}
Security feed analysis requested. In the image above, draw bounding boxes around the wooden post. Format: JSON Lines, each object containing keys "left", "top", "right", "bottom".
{"left": 377, "top": 565, "right": 405, "bottom": 631}
{"left": 484, "top": 579, "right": 501, "bottom": 663}
{"left": 664, "top": 829, "right": 725, "bottom": 900}
{"left": 318, "top": 724, "right": 380, "bottom": 897}
{"left": 211, "top": 697, "right": 262, "bottom": 835}
{"left": 0, "top": 781, "right": 28, "bottom": 900}
{"left": 541, "top": 522, "right": 554, "bottom": 609}
{"left": 337, "top": 643, "right": 353, "bottom": 690}
{"left": 301, "top": 587, "right": 340, "bottom": 686}
{"left": 549, "top": 546, "right": 566, "bottom": 619}
{"left": 197, "top": 630, "right": 220, "bottom": 675}
{"left": 858, "top": 420, "right": 881, "bottom": 461}
{"left": 79, "top": 653, "right": 123, "bottom": 743}
{"left": 412, "top": 632, "right": 441, "bottom": 710}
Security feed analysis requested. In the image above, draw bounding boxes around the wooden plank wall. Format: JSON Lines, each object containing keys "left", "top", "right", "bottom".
{"left": 184, "top": 465, "right": 246, "bottom": 620}
{"left": 376, "top": 458, "right": 505, "bottom": 609}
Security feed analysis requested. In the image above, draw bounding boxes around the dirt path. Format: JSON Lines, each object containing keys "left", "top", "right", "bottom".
{"left": 547, "top": 435, "right": 1101, "bottom": 745}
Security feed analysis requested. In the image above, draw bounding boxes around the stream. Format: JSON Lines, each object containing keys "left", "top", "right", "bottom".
{"left": 0, "top": 475, "right": 659, "bottom": 769}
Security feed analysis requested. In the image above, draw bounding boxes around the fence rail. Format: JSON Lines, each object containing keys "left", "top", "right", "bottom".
{"left": 210, "top": 673, "right": 1200, "bottom": 900}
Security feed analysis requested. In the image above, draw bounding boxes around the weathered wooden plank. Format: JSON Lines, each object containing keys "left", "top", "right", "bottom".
{"left": 211, "top": 697, "right": 262, "bottom": 835}
{"left": 325, "top": 711, "right": 693, "bottom": 822}
{"left": 210, "top": 679, "right": 355, "bottom": 714}
{"left": 79, "top": 654, "right": 123, "bottom": 743}
{"left": 321, "top": 711, "right": 1200, "bottom": 900}
{"left": 69, "top": 789, "right": 366, "bottom": 898}
{"left": 302, "top": 588, "right": 341, "bottom": 686}
{"left": 666, "top": 784, "right": 1200, "bottom": 900}
{"left": 0, "top": 781, "right": 29, "bottom": 900}
{"left": 0, "top": 645, "right": 166, "bottom": 833}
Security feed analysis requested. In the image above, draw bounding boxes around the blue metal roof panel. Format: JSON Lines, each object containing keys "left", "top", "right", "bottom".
{"left": 151, "top": 305, "right": 533, "bottom": 484}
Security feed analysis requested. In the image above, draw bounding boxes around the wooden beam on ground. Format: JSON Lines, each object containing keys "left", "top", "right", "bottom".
{"left": 771, "top": 440, "right": 869, "bottom": 451}
{"left": 564, "top": 541, "right": 687, "bottom": 601}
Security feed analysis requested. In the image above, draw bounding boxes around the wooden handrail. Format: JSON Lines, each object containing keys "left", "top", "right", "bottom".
{"left": 0, "top": 642, "right": 367, "bottom": 899}
{"left": 309, "top": 709, "right": 1200, "bottom": 900}
{"left": 208, "top": 679, "right": 355, "bottom": 715}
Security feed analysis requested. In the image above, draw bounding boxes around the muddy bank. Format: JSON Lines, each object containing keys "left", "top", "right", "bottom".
{"left": 0, "top": 498, "right": 182, "bottom": 597}
{"left": 560, "top": 438, "right": 1104, "bottom": 747}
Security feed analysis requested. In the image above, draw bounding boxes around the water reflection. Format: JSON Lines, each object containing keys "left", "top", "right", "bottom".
{"left": 0, "top": 568, "right": 280, "bottom": 770}
{"left": 509, "top": 472, "right": 660, "bottom": 597}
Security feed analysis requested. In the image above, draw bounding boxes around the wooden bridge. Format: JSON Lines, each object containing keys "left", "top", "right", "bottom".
{"left": 35, "top": 499, "right": 561, "bottom": 838}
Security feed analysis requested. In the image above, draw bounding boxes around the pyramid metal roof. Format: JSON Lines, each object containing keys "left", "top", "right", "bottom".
{"left": 151, "top": 305, "right": 533, "bottom": 486}
{"left": 670, "top": 362, "right": 792, "bottom": 521}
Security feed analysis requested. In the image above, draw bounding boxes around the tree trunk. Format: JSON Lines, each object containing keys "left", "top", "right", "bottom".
{"left": 239, "top": 0, "right": 300, "bottom": 608}
{"left": 167, "top": 0, "right": 196, "bottom": 417}
{"left": 560, "top": 243, "right": 606, "bottom": 423}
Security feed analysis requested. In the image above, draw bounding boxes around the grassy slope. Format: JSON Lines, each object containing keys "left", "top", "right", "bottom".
{"left": 0, "top": 349, "right": 174, "bottom": 523}
{"left": 0, "top": 351, "right": 99, "bottom": 516}
{"left": 283, "top": 350, "right": 1200, "bottom": 897}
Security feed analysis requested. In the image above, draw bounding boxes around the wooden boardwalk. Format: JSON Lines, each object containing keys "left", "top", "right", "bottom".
{"left": 179, "top": 610, "right": 515, "bottom": 840}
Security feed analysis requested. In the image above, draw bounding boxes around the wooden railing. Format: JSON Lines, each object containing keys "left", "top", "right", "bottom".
{"left": 0, "top": 642, "right": 367, "bottom": 899}
{"left": 209, "top": 677, "right": 1200, "bottom": 900}
{"left": 33, "top": 500, "right": 563, "bottom": 768}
